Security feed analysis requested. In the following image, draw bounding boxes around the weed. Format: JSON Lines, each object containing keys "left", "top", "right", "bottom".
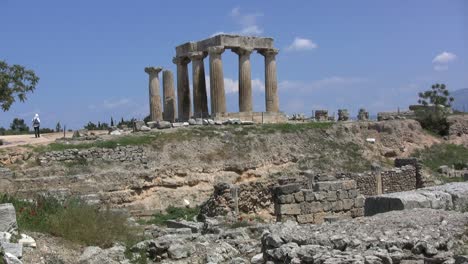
{"left": 146, "top": 206, "right": 199, "bottom": 226}
{"left": 0, "top": 194, "right": 142, "bottom": 248}
{"left": 412, "top": 144, "right": 468, "bottom": 172}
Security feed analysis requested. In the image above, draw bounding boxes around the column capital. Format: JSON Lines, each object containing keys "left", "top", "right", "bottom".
{"left": 258, "top": 48, "right": 279, "bottom": 58}
{"left": 172, "top": 56, "right": 190, "bottom": 65}
{"left": 188, "top": 51, "right": 207, "bottom": 61}
{"left": 144, "top": 66, "right": 163, "bottom": 75}
{"left": 208, "top": 46, "right": 225, "bottom": 56}
{"left": 232, "top": 47, "right": 254, "bottom": 56}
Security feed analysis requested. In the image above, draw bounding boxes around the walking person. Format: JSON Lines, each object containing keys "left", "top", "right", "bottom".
{"left": 32, "top": 114, "right": 41, "bottom": 138}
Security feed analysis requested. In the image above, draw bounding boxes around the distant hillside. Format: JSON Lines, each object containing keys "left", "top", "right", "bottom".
{"left": 452, "top": 88, "right": 468, "bottom": 112}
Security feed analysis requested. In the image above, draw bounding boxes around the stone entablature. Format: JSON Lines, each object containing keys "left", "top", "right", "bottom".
{"left": 175, "top": 35, "right": 274, "bottom": 58}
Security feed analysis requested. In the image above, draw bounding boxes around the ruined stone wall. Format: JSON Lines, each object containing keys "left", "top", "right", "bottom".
{"left": 345, "top": 165, "right": 417, "bottom": 196}
{"left": 38, "top": 146, "right": 147, "bottom": 165}
{"left": 273, "top": 180, "right": 365, "bottom": 224}
{"left": 381, "top": 165, "right": 417, "bottom": 193}
{"left": 200, "top": 180, "right": 275, "bottom": 217}
{"left": 346, "top": 172, "right": 378, "bottom": 196}
{"left": 394, "top": 158, "right": 423, "bottom": 188}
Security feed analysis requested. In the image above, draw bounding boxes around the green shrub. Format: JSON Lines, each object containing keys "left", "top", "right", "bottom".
{"left": 146, "top": 206, "right": 199, "bottom": 226}
{"left": 0, "top": 194, "right": 141, "bottom": 248}
{"left": 416, "top": 110, "right": 450, "bottom": 136}
{"left": 412, "top": 144, "right": 468, "bottom": 173}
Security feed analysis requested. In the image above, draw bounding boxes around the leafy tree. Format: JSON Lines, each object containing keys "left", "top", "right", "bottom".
{"left": 418, "top": 83, "right": 454, "bottom": 107}
{"left": 416, "top": 83, "right": 453, "bottom": 136}
{"left": 0, "top": 61, "right": 39, "bottom": 111}
{"left": 56, "top": 122, "right": 62, "bottom": 132}
{"left": 10, "top": 118, "right": 29, "bottom": 133}
{"left": 84, "top": 121, "right": 97, "bottom": 130}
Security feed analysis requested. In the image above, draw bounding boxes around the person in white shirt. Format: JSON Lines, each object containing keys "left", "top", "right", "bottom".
{"left": 32, "top": 114, "right": 41, "bottom": 138}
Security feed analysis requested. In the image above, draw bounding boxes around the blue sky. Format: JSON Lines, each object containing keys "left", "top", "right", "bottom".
{"left": 1, "top": 0, "right": 466, "bottom": 129}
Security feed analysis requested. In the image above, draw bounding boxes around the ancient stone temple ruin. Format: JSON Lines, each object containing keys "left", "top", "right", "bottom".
{"left": 145, "top": 34, "right": 287, "bottom": 123}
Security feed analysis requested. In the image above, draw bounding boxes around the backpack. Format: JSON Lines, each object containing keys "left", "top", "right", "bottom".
{"left": 33, "top": 118, "right": 40, "bottom": 125}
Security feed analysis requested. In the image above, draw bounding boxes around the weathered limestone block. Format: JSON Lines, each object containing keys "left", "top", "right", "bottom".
{"left": 277, "top": 194, "right": 294, "bottom": 204}
{"left": 331, "top": 200, "right": 343, "bottom": 212}
{"left": 313, "top": 212, "right": 326, "bottom": 224}
{"left": 300, "top": 202, "right": 322, "bottom": 214}
{"left": 296, "top": 214, "right": 314, "bottom": 224}
{"left": 354, "top": 195, "right": 365, "bottom": 208}
{"left": 348, "top": 189, "right": 358, "bottom": 198}
{"left": 341, "top": 180, "right": 357, "bottom": 190}
{"left": 337, "top": 189, "right": 348, "bottom": 200}
{"left": 273, "top": 184, "right": 301, "bottom": 195}
{"left": 326, "top": 191, "right": 338, "bottom": 201}
{"left": 302, "top": 190, "right": 315, "bottom": 202}
{"left": 294, "top": 192, "right": 304, "bottom": 203}
{"left": 277, "top": 204, "right": 301, "bottom": 215}
{"left": 342, "top": 199, "right": 354, "bottom": 210}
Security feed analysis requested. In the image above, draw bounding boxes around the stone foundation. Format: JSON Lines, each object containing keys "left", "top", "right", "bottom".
{"left": 212, "top": 111, "right": 287, "bottom": 124}
{"left": 273, "top": 179, "right": 365, "bottom": 224}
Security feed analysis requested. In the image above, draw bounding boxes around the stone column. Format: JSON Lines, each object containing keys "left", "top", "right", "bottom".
{"left": 172, "top": 56, "right": 191, "bottom": 121}
{"left": 259, "top": 49, "right": 279, "bottom": 112}
{"left": 144, "top": 66, "right": 163, "bottom": 121}
{"left": 189, "top": 52, "right": 209, "bottom": 118}
{"left": 232, "top": 47, "right": 253, "bottom": 112}
{"left": 162, "top": 70, "right": 176, "bottom": 123}
{"left": 208, "top": 46, "right": 226, "bottom": 115}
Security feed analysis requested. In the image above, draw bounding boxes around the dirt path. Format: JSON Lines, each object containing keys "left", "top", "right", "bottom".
{"left": 0, "top": 132, "right": 71, "bottom": 148}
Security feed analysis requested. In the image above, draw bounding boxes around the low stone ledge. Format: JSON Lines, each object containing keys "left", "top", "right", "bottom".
{"left": 364, "top": 182, "right": 468, "bottom": 216}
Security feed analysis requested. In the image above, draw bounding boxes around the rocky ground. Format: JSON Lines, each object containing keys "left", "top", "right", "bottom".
{"left": 8, "top": 208, "right": 466, "bottom": 264}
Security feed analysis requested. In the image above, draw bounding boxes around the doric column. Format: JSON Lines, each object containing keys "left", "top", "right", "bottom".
{"left": 144, "top": 66, "right": 163, "bottom": 121}
{"left": 232, "top": 47, "right": 253, "bottom": 112}
{"left": 172, "top": 56, "right": 191, "bottom": 121}
{"left": 189, "top": 52, "right": 209, "bottom": 118}
{"left": 259, "top": 48, "right": 279, "bottom": 112}
{"left": 162, "top": 70, "right": 176, "bottom": 122}
{"left": 208, "top": 46, "right": 226, "bottom": 115}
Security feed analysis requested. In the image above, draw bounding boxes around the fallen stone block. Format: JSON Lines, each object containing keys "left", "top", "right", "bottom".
{"left": 0, "top": 204, "right": 18, "bottom": 234}
{"left": 364, "top": 182, "right": 468, "bottom": 216}
{"left": 3, "top": 252, "right": 22, "bottom": 264}
{"left": 156, "top": 121, "right": 171, "bottom": 129}
{"left": 0, "top": 242, "right": 23, "bottom": 259}
{"left": 165, "top": 220, "right": 203, "bottom": 233}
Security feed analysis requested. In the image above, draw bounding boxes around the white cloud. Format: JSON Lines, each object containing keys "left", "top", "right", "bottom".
{"left": 213, "top": 7, "right": 264, "bottom": 36}
{"left": 432, "top": 51, "right": 457, "bottom": 71}
{"left": 286, "top": 37, "right": 318, "bottom": 51}
{"left": 432, "top": 51, "right": 457, "bottom": 64}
